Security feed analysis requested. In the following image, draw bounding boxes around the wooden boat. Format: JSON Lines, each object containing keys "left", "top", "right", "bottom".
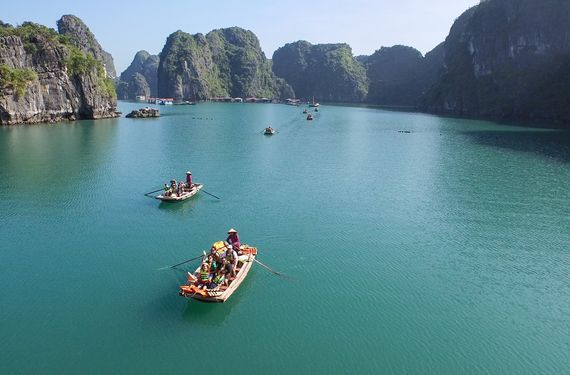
{"left": 179, "top": 246, "right": 257, "bottom": 302}
{"left": 306, "top": 114, "right": 314, "bottom": 120}
{"left": 155, "top": 183, "right": 203, "bottom": 202}
{"left": 264, "top": 127, "right": 276, "bottom": 135}
{"left": 303, "top": 109, "right": 308, "bottom": 114}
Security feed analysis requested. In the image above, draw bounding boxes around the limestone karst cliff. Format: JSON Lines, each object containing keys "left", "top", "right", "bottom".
{"left": 422, "top": 0, "right": 570, "bottom": 123}
{"left": 116, "top": 50, "right": 159, "bottom": 100}
{"left": 0, "top": 17, "right": 118, "bottom": 125}
{"left": 272, "top": 41, "right": 368, "bottom": 102}
{"left": 157, "top": 27, "right": 292, "bottom": 100}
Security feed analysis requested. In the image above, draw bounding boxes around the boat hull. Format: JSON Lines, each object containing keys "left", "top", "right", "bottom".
{"left": 156, "top": 183, "right": 203, "bottom": 202}
{"left": 180, "top": 247, "right": 257, "bottom": 302}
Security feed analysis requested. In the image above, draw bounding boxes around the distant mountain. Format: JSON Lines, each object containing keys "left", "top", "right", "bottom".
{"left": 114, "top": 0, "right": 570, "bottom": 127}
{"left": 116, "top": 50, "right": 159, "bottom": 100}
{"left": 364, "top": 44, "right": 444, "bottom": 107}
{"left": 272, "top": 41, "right": 368, "bottom": 102}
{"left": 0, "top": 16, "right": 117, "bottom": 125}
{"left": 422, "top": 0, "right": 570, "bottom": 124}
{"left": 157, "top": 27, "right": 293, "bottom": 100}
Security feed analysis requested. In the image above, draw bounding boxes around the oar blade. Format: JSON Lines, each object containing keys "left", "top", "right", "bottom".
{"left": 201, "top": 189, "right": 221, "bottom": 200}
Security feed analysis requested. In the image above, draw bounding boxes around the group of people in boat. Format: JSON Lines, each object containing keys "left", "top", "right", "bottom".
{"left": 163, "top": 171, "right": 194, "bottom": 197}
{"left": 187, "top": 228, "right": 243, "bottom": 290}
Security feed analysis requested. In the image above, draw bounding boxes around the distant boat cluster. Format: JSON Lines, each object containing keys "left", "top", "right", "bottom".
{"left": 144, "top": 97, "right": 174, "bottom": 105}
{"left": 209, "top": 96, "right": 272, "bottom": 103}
{"left": 135, "top": 96, "right": 319, "bottom": 106}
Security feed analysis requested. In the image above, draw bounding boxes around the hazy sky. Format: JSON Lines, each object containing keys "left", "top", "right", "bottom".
{"left": 3, "top": 0, "right": 479, "bottom": 74}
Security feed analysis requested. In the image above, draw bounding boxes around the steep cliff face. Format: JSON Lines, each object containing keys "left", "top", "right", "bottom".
{"left": 157, "top": 27, "right": 292, "bottom": 100}
{"left": 423, "top": 0, "right": 570, "bottom": 123}
{"left": 116, "top": 50, "right": 159, "bottom": 99}
{"left": 365, "top": 45, "right": 444, "bottom": 107}
{"left": 272, "top": 41, "right": 368, "bottom": 102}
{"left": 57, "top": 15, "right": 117, "bottom": 78}
{"left": 0, "top": 20, "right": 117, "bottom": 125}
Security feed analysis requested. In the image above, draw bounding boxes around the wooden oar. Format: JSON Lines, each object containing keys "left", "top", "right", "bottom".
{"left": 201, "top": 189, "right": 220, "bottom": 200}
{"left": 158, "top": 252, "right": 205, "bottom": 270}
{"left": 144, "top": 187, "right": 165, "bottom": 197}
{"left": 253, "top": 258, "right": 284, "bottom": 277}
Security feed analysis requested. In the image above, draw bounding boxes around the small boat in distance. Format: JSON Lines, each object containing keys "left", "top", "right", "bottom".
{"left": 306, "top": 114, "right": 314, "bottom": 121}
{"left": 303, "top": 109, "right": 308, "bottom": 114}
{"left": 179, "top": 246, "right": 257, "bottom": 302}
{"left": 264, "top": 126, "right": 276, "bottom": 135}
{"left": 156, "top": 183, "right": 203, "bottom": 202}
{"left": 158, "top": 98, "right": 174, "bottom": 105}
{"left": 308, "top": 96, "right": 320, "bottom": 108}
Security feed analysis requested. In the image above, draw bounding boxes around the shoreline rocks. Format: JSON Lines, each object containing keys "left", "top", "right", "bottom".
{"left": 125, "top": 107, "right": 160, "bottom": 118}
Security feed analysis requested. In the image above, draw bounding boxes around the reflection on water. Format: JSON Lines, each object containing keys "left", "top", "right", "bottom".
{"left": 0, "top": 119, "right": 119, "bottom": 200}
{"left": 464, "top": 130, "right": 570, "bottom": 163}
{"left": 157, "top": 199, "right": 200, "bottom": 214}
{"left": 181, "top": 271, "right": 256, "bottom": 326}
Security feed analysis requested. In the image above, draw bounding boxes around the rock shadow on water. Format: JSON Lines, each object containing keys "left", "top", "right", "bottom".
{"left": 464, "top": 130, "right": 570, "bottom": 163}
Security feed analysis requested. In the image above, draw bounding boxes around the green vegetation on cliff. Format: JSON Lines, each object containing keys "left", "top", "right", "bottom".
{"left": 0, "top": 22, "right": 70, "bottom": 54}
{"left": 272, "top": 41, "right": 368, "bottom": 102}
{"left": 66, "top": 46, "right": 99, "bottom": 76}
{"left": 65, "top": 46, "right": 116, "bottom": 99}
{"left": 57, "top": 15, "right": 117, "bottom": 79}
{"left": 157, "top": 27, "right": 292, "bottom": 100}
{"left": 0, "top": 64, "right": 37, "bottom": 97}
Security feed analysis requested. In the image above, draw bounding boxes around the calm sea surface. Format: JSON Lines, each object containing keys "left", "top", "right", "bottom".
{"left": 1, "top": 102, "right": 569, "bottom": 374}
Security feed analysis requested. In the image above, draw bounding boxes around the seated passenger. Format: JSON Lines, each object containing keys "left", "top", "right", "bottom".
{"left": 224, "top": 246, "right": 239, "bottom": 278}
{"left": 207, "top": 254, "right": 219, "bottom": 273}
{"left": 195, "top": 263, "right": 211, "bottom": 289}
{"left": 208, "top": 269, "right": 226, "bottom": 290}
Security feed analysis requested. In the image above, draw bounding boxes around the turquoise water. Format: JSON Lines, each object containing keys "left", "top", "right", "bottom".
{"left": 1, "top": 102, "right": 569, "bottom": 374}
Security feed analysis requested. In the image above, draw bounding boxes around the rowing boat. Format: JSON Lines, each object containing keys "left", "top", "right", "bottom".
{"left": 264, "top": 128, "right": 276, "bottom": 135}
{"left": 179, "top": 246, "right": 257, "bottom": 302}
{"left": 155, "top": 183, "right": 203, "bottom": 202}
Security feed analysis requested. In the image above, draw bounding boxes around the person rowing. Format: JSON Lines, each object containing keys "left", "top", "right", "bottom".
{"left": 185, "top": 171, "right": 193, "bottom": 190}
{"left": 226, "top": 228, "right": 241, "bottom": 252}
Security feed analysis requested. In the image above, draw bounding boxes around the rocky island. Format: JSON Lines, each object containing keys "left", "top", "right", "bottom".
{"left": 125, "top": 107, "right": 160, "bottom": 118}
{"left": 156, "top": 27, "right": 293, "bottom": 101}
{"left": 272, "top": 41, "right": 368, "bottom": 103}
{"left": 116, "top": 50, "right": 159, "bottom": 100}
{"left": 0, "top": 15, "right": 118, "bottom": 125}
